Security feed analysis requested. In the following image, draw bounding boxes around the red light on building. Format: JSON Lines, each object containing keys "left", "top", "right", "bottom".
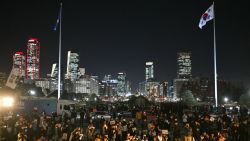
{"left": 28, "top": 38, "right": 38, "bottom": 42}
{"left": 15, "top": 52, "right": 24, "bottom": 55}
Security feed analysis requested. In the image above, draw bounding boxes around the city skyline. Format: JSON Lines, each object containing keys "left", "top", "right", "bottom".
{"left": 1, "top": 0, "right": 250, "bottom": 90}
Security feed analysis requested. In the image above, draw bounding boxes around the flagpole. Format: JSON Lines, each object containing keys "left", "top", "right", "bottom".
{"left": 213, "top": 2, "right": 218, "bottom": 107}
{"left": 58, "top": 2, "right": 62, "bottom": 100}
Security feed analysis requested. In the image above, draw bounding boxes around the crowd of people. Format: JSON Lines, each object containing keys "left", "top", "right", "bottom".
{"left": 0, "top": 104, "right": 249, "bottom": 141}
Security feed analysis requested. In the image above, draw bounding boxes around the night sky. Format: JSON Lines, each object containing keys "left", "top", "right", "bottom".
{"left": 1, "top": 0, "right": 250, "bottom": 91}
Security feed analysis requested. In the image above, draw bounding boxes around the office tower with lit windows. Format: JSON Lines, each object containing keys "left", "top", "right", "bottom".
{"left": 65, "top": 49, "right": 80, "bottom": 81}
{"left": 13, "top": 52, "right": 26, "bottom": 78}
{"left": 0, "top": 72, "right": 7, "bottom": 88}
{"left": 139, "top": 61, "right": 159, "bottom": 96}
{"left": 173, "top": 52, "right": 192, "bottom": 99}
{"left": 79, "top": 68, "right": 85, "bottom": 77}
{"left": 51, "top": 63, "right": 58, "bottom": 78}
{"left": 26, "top": 38, "right": 40, "bottom": 80}
{"left": 126, "top": 81, "right": 131, "bottom": 94}
{"left": 117, "top": 72, "right": 126, "bottom": 96}
{"left": 177, "top": 52, "right": 192, "bottom": 79}
{"left": 100, "top": 75, "right": 118, "bottom": 96}
{"left": 159, "top": 81, "right": 168, "bottom": 97}
{"left": 72, "top": 75, "right": 99, "bottom": 95}
{"left": 145, "top": 61, "right": 154, "bottom": 81}
{"left": 103, "top": 75, "right": 112, "bottom": 82}
{"left": 49, "top": 63, "right": 58, "bottom": 91}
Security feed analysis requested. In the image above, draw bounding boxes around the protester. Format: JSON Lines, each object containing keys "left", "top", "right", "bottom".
{"left": 0, "top": 103, "right": 249, "bottom": 141}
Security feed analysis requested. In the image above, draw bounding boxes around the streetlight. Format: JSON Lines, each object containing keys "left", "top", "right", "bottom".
{"left": 224, "top": 97, "right": 228, "bottom": 103}
{"left": 0, "top": 96, "right": 15, "bottom": 108}
{"left": 29, "top": 90, "right": 36, "bottom": 96}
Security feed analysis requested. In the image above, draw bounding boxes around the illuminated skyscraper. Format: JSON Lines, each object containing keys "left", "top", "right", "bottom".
{"left": 100, "top": 75, "right": 118, "bottom": 96}
{"left": 51, "top": 63, "right": 58, "bottom": 78}
{"left": 49, "top": 63, "right": 58, "bottom": 91}
{"left": 103, "top": 75, "right": 112, "bottom": 82}
{"left": 145, "top": 61, "right": 154, "bottom": 81}
{"left": 139, "top": 61, "right": 158, "bottom": 96}
{"left": 66, "top": 49, "right": 80, "bottom": 81}
{"left": 159, "top": 81, "right": 168, "bottom": 97}
{"left": 117, "top": 72, "right": 126, "bottom": 96}
{"left": 177, "top": 52, "right": 192, "bottom": 79}
{"left": 73, "top": 75, "right": 99, "bottom": 95}
{"left": 126, "top": 81, "right": 131, "bottom": 94}
{"left": 26, "top": 38, "right": 40, "bottom": 80}
{"left": 0, "top": 72, "right": 7, "bottom": 88}
{"left": 79, "top": 68, "right": 85, "bottom": 76}
{"left": 13, "top": 52, "right": 26, "bottom": 78}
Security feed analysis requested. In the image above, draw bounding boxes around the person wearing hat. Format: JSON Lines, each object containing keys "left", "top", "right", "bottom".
{"left": 142, "top": 134, "right": 148, "bottom": 141}
{"left": 161, "top": 130, "right": 169, "bottom": 141}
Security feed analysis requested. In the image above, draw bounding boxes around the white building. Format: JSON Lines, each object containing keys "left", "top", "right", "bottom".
{"left": 177, "top": 52, "right": 192, "bottom": 79}
{"left": 139, "top": 80, "right": 159, "bottom": 96}
{"left": 49, "top": 63, "right": 58, "bottom": 92}
{"left": 73, "top": 75, "right": 99, "bottom": 95}
{"left": 145, "top": 62, "right": 154, "bottom": 81}
{"left": 65, "top": 49, "right": 80, "bottom": 81}
{"left": 35, "top": 78, "right": 50, "bottom": 90}
{"left": 13, "top": 52, "right": 26, "bottom": 79}
{"left": 26, "top": 38, "right": 40, "bottom": 80}
{"left": 173, "top": 78, "right": 189, "bottom": 100}
{"left": 117, "top": 72, "right": 126, "bottom": 96}
{"left": 159, "top": 81, "right": 168, "bottom": 97}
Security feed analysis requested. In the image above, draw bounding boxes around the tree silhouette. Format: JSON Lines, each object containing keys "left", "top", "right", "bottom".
{"left": 239, "top": 93, "right": 250, "bottom": 108}
{"left": 181, "top": 90, "right": 197, "bottom": 107}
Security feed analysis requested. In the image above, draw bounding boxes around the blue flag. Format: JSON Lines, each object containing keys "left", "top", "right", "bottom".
{"left": 53, "top": 5, "right": 61, "bottom": 31}
{"left": 53, "top": 16, "right": 60, "bottom": 31}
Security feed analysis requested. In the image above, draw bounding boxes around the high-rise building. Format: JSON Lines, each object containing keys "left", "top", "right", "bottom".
{"left": 199, "top": 77, "right": 212, "bottom": 101}
{"left": 35, "top": 78, "right": 50, "bottom": 90}
{"left": 145, "top": 61, "right": 154, "bottom": 81}
{"left": 49, "top": 63, "right": 58, "bottom": 91}
{"left": 79, "top": 68, "right": 85, "bottom": 77}
{"left": 74, "top": 76, "right": 91, "bottom": 94}
{"left": 26, "top": 38, "right": 40, "bottom": 80}
{"left": 126, "top": 81, "right": 131, "bottom": 94}
{"left": 139, "top": 80, "right": 159, "bottom": 96}
{"left": 13, "top": 52, "right": 26, "bottom": 78}
{"left": 177, "top": 52, "right": 192, "bottom": 79}
{"left": 99, "top": 75, "right": 118, "bottom": 96}
{"left": 73, "top": 75, "right": 99, "bottom": 95}
{"left": 0, "top": 72, "right": 7, "bottom": 88}
{"left": 117, "top": 72, "right": 126, "bottom": 96}
{"left": 168, "top": 81, "right": 174, "bottom": 99}
{"left": 90, "top": 76, "right": 99, "bottom": 95}
{"left": 159, "top": 81, "right": 168, "bottom": 97}
{"left": 173, "top": 78, "right": 188, "bottom": 100}
{"left": 103, "top": 75, "right": 112, "bottom": 82}
{"left": 139, "top": 61, "right": 159, "bottom": 96}
{"left": 66, "top": 49, "right": 80, "bottom": 81}
{"left": 51, "top": 63, "right": 58, "bottom": 78}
